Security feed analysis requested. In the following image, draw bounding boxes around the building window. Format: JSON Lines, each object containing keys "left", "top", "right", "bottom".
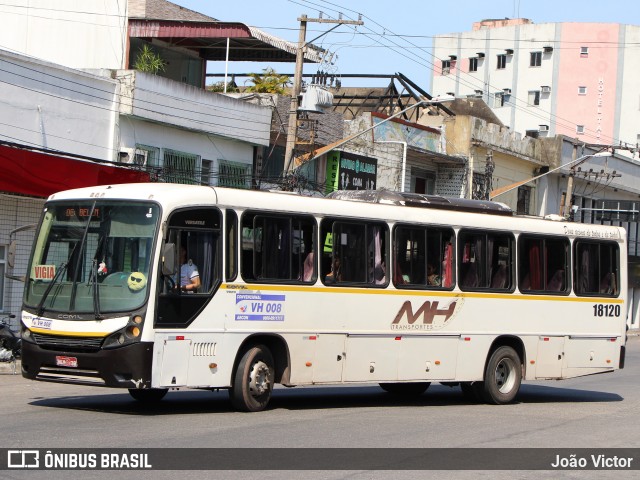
{"left": 528, "top": 90, "right": 540, "bottom": 106}
{"left": 517, "top": 186, "right": 531, "bottom": 215}
{"left": 576, "top": 125, "right": 585, "bottom": 135}
{"left": 413, "top": 170, "right": 436, "bottom": 195}
{"left": 497, "top": 54, "right": 507, "bottom": 69}
{"left": 494, "top": 92, "right": 506, "bottom": 107}
{"left": 469, "top": 57, "right": 478, "bottom": 72}
{"left": 200, "top": 159, "right": 213, "bottom": 185}
{"left": 218, "top": 159, "right": 252, "bottom": 189}
{"left": 163, "top": 149, "right": 201, "bottom": 184}
{"left": 134, "top": 144, "right": 160, "bottom": 167}
{"left": 580, "top": 46, "right": 589, "bottom": 57}
{"left": 441, "top": 59, "right": 451, "bottom": 75}
{"left": 530, "top": 51, "right": 542, "bottom": 67}
{"left": 578, "top": 86, "right": 587, "bottom": 95}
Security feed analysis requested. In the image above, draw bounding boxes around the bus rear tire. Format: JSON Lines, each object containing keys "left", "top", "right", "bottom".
{"left": 379, "top": 382, "right": 430, "bottom": 396}
{"left": 478, "top": 346, "right": 522, "bottom": 404}
{"left": 229, "top": 345, "right": 274, "bottom": 412}
{"left": 128, "top": 388, "right": 168, "bottom": 402}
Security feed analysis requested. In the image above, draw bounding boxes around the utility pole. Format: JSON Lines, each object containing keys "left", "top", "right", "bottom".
{"left": 284, "top": 14, "right": 363, "bottom": 174}
{"left": 560, "top": 143, "right": 578, "bottom": 217}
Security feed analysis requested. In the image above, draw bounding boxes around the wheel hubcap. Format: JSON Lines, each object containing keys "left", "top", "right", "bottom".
{"left": 494, "top": 358, "right": 516, "bottom": 394}
{"left": 248, "top": 360, "right": 271, "bottom": 397}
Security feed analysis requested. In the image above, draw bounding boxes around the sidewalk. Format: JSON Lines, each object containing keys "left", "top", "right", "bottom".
{"left": 0, "top": 358, "right": 20, "bottom": 375}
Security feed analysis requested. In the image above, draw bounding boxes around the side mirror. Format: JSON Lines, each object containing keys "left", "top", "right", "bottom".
{"left": 162, "top": 243, "right": 176, "bottom": 276}
{"left": 7, "top": 240, "right": 16, "bottom": 269}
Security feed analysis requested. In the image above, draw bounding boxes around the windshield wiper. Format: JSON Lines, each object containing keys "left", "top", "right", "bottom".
{"left": 89, "top": 259, "right": 103, "bottom": 320}
{"left": 36, "top": 261, "right": 68, "bottom": 316}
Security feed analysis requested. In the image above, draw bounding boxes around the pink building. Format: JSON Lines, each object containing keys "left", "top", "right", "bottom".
{"left": 431, "top": 19, "right": 640, "bottom": 148}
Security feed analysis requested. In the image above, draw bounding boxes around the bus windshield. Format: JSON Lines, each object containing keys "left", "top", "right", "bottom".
{"left": 24, "top": 201, "right": 160, "bottom": 316}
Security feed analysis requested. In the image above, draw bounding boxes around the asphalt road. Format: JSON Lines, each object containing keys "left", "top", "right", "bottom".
{"left": 1, "top": 336, "right": 639, "bottom": 480}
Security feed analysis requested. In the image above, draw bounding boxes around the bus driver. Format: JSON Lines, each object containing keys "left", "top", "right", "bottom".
{"left": 177, "top": 246, "right": 200, "bottom": 293}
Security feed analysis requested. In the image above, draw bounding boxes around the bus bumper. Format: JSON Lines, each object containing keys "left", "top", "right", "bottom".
{"left": 21, "top": 341, "right": 154, "bottom": 388}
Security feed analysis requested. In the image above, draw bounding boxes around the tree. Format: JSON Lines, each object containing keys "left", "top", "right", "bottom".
{"left": 246, "top": 68, "right": 291, "bottom": 94}
{"left": 133, "top": 44, "right": 166, "bottom": 75}
{"left": 207, "top": 81, "right": 239, "bottom": 93}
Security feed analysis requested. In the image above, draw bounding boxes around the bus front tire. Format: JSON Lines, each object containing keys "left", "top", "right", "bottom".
{"left": 477, "top": 346, "right": 522, "bottom": 404}
{"left": 229, "top": 345, "right": 274, "bottom": 412}
{"left": 379, "top": 382, "right": 430, "bottom": 396}
{"left": 128, "top": 388, "right": 168, "bottom": 402}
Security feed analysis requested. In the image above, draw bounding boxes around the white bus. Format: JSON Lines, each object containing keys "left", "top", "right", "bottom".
{"left": 20, "top": 184, "right": 627, "bottom": 411}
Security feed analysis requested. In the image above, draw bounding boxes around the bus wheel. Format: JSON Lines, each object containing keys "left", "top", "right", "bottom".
{"left": 229, "top": 345, "right": 274, "bottom": 412}
{"left": 379, "top": 382, "right": 430, "bottom": 396}
{"left": 479, "top": 346, "right": 522, "bottom": 404}
{"left": 128, "top": 388, "right": 168, "bottom": 402}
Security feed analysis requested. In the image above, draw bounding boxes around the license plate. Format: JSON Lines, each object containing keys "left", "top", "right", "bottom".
{"left": 55, "top": 356, "right": 78, "bottom": 368}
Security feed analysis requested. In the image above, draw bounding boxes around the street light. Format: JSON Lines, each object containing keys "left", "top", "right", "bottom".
{"left": 489, "top": 150, "right": 612, "bottom": 206}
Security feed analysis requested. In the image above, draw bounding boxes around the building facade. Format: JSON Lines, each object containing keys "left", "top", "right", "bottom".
{"left": 431, "top": 19, "right": 640, "bottom": 148}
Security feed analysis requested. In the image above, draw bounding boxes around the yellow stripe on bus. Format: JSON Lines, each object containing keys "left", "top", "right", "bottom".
{"left": 221, "top": 283, "right": 624, "bottom": 304}
{"left": 29, "top": 327, "right": 109, "bottom": 337}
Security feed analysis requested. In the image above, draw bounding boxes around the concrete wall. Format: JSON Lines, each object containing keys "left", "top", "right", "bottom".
{"left": 0, "top": 50, "right": 119, "bottom": 161}
{"left": 0, "top": 0, "right": 128, "bottom": 70}
{"left": 118, "top": 71, "right": 272, "bottom": 147}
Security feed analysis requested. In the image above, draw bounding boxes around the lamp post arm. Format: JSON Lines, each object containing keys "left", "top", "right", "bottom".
{"left": 489, "top": 151, "right": 610, "bottom": 200}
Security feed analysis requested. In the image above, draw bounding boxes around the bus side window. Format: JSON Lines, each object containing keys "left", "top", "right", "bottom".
{"left": 240, "top": 212, "right": 316, "bottom": 283}
{"left": 225, "top": 210, "right": 238, "bottom": 282}
{"left": 574, "top": 240, "right": 619, "bottom": 296}
{"left": 321, "top": 219, "right": 387, "bottom": 287}
{"left": 519, "top": 235, "right": 569, "bottom": 294}
{"left": 459, "top": 230, "right": 513, "bottom": 291}
{"left": 393, "top": 225, "right": 454, "bottom": 289}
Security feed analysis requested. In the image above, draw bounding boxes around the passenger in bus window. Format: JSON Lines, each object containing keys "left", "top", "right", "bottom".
{"left": 177, "top": 246, "right": 201, "bottom": 292}
{"left": 427, "top": 263, "right": 441, "bottom": 286}
{"left": 324, "top": 256, "right": 342, "bottom": 283}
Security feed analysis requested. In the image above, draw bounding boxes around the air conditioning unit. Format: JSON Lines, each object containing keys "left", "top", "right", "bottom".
{"left": 543, "top": 46, "right": 554, "bottom": 53}
{"left": 503, "top": 88, "right": 512, "bottom": 95}
{"left": 541, "top": 86, "right": 551, "bottom": 94}
{"left": 539, "top": 124, "right": 549, "bottom": 132}
{"left": 298, "top": 85, "right": 334, "bottom": 114}
{"left": 505, "top": 48, "right": 514, "bottom": 55}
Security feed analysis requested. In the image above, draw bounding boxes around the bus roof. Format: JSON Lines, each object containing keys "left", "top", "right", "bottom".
{"left": 46, "top": 183, "right": 625, "bottom": 240}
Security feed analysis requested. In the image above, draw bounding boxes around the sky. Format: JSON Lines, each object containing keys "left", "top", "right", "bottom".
{"left": 172, "top": 0, "right": 639, "bottom": 90}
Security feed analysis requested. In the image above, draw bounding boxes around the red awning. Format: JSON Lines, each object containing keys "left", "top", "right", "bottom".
{"left": 0, "top": 144, "right": 151, "bottom": 198}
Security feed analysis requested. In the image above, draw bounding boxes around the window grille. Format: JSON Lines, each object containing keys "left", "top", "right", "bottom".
{"left": 218, "top": 160, "right": 252, "bottom": 189}
{"left": 134, "top": 144, "right": 160, "bottom": 168}
{"left": 163, "top": 149, "right": 200, "bottom": 184}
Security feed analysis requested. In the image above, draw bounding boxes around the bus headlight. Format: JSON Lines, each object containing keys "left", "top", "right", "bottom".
{"left": 21, "top": 327, "right": 34, "bottom": 343}
{"left": 103, "top": 315, "right": 145, "bottom": 349}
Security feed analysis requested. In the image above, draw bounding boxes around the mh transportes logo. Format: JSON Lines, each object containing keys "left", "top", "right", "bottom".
{"left": 391, "top": 297, "right": 464, "bottom": 331}
{"left": 8, "top": 450, "right": 40, "bottom": 468}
